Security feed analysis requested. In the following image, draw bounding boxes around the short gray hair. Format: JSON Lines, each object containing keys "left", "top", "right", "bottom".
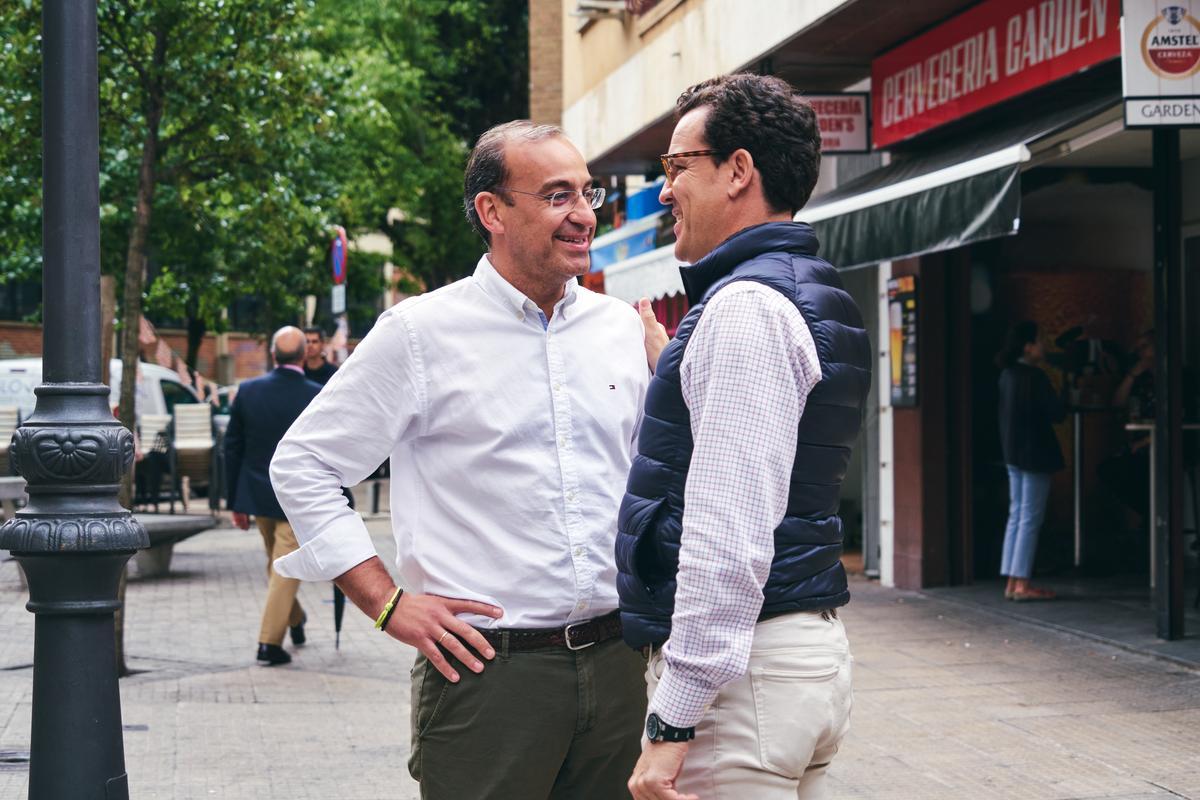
{"left": 463, "top": 120, "right": 564, "bottom": 244}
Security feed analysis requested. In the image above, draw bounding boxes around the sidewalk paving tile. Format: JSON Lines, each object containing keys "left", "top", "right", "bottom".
{"left": 3, "top": 522, "right": 1200, "bottom": 798}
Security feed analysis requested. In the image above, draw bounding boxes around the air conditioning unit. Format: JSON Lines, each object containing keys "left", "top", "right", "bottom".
{"left": 572, "top": 1, "right": 627, "bottom": 19}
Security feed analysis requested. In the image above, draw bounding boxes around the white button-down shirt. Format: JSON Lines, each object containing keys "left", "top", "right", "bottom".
{"left": 271, "top": 255, "right": 649, "bottom": 628}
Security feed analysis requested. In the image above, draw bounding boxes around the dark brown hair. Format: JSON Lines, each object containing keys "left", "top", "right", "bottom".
{"left": 675, "top": 73, "right": 821, "bottom": 214}
{"left": 996, "top": 320, "right": 1038, "bottom": 368}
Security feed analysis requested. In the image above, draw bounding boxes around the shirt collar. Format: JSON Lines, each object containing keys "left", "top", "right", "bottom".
{"left": 473, "top": 254, "right": 579, "bottom": 323}
{"left": 679, "top": 221, "right": 819, "bottom": 305}
{"left": 279, "top": 364, "right": 305, "bottom": 375}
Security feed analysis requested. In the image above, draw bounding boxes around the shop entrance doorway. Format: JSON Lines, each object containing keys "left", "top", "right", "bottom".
{"left": 955, "top": 142, "right": 1200, "bottom": 653}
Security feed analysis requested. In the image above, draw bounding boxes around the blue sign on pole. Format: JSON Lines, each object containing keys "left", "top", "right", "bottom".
{"left": 330, "top": 226, "right": 348, "bottom": 285}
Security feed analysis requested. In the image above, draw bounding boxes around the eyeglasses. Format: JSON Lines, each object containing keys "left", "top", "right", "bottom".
{"left": 659, "top": 149, "right": 724, "bottom": 184}
{"left": 497, "top": 186, "right": 606, "bottom": 210}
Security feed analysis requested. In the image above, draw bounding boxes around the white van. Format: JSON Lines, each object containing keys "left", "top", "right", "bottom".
{"left": 0, "top": 358, "right": 201, "bottom": 422}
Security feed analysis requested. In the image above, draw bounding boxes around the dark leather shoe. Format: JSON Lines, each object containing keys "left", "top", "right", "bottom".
{"left": 290, "top": 614, "right": 307, "bottom": 646}
{"left": 257, "top": 643, "right": 291, "bottom": 665}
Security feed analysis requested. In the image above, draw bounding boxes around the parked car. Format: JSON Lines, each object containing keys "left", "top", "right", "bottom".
{"left": 0, "top": 357, "right": 202, "bottom": 422}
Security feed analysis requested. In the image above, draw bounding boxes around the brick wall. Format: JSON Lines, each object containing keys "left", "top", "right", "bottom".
{"left": 228, "top": 334, "right": 271, "bottom": 381}
{"left": 0, "top": 322, "right": 275, "bottom": 383}
{"left": 529, "top": 0, "right": 563, "bottom": 125}
{"left": 154, "top": 330, "right": 273, "bottom": 382}
{"left": 0, "top": 322, "right": 43, "bottom": 359}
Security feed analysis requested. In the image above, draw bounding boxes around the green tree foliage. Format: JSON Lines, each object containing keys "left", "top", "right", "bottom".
{"left": 308, "top": 0, "right": 529, "bottom": 289}
{"left": 0, "top": 3, "right": 44, "bottom": 287}
{"left": 0, "top": 0, "right": 529, "bottom": 365}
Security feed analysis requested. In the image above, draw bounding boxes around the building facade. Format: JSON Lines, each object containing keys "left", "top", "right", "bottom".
{"left": 537, "top": 0, "right": 1199, "bottom": 639}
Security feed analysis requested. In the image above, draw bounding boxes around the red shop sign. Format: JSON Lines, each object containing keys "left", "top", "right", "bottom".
{"left": 871, "top": 0, "right": 1120, "bottom": 148}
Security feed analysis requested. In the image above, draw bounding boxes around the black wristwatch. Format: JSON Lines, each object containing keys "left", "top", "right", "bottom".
{"left": 645, "top": 712, "right": 695, "bottom": 743}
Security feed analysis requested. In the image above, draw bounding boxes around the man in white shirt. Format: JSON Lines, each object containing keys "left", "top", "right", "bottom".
{"left": 622, "top": 74, "right": 872, "bottom": 800}
{"left": 270, "top": 121, "right": 654, "bottom": 799}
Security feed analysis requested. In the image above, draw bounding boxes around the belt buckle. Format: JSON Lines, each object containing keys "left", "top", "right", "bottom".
{"left": 564, "top": 620, "right": 596, "bottom": 651}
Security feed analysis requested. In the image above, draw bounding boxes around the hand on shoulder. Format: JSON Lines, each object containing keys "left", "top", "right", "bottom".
{"left": 638, "top": 297, "right": 669, "bottom": 374}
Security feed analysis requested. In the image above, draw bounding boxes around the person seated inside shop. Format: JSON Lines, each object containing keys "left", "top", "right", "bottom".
{"left": 1098, "top": 330, "right": 1197, "bottom": 537}
{"left": 1098, "top": 331, "right": 1155, "bottom": 524}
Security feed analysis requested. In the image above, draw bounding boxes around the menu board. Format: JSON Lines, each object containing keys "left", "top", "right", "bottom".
{"left": 887, "top": 276, "right": 918, "bottom": 407}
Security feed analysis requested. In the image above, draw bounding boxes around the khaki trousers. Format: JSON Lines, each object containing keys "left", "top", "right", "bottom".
{"left": 645, "top": 612, "right": 853, "bottom": 800}
{"left": 409, "top": 634, "right": 646, "bottom": 799}
{"left": 256, "top": 517, "right": 304, "bottom": 646}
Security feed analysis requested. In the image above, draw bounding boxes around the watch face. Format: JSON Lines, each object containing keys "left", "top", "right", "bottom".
{"left": 646, "top": 713, "right": 661, "bottom": 740}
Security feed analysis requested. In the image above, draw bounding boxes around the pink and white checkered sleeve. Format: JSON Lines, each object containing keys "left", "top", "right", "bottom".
{"left": 650, "top": 281, "right": 821, "bottom": 728}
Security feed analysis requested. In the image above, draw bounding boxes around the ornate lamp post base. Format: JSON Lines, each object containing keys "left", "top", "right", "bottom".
{"left": 0, "top": 384, "right": 147, "bottom": 799}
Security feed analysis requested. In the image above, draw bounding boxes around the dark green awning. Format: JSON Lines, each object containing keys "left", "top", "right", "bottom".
{"left": 802, "top": 92, "right": 1120, "bottom": 270}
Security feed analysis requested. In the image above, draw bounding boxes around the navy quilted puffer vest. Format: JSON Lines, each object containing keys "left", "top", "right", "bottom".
{"left": 616, "top": 222, "right": 871, "bottom": 649}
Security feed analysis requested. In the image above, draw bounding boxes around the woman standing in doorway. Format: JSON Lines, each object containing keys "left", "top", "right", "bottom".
{"left": 997, "top": 321, "right": 1065, "bottom": 601}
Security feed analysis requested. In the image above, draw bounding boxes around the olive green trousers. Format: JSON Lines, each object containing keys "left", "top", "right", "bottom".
{"left": 409, "top": 634, "right": 646, "bottom": 799}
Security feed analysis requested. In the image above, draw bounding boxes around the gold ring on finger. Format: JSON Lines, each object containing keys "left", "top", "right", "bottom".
{"left": 437, "top": 631, "right": 451, "bottom": 646}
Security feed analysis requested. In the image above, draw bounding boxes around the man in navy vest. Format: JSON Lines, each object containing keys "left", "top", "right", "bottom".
{"left": 622, "top": 74, "right": 872, "bottom": 800}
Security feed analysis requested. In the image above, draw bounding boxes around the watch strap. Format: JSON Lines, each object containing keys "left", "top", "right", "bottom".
{"left": 646, "top": 712, "right": 696, "bottom": 743}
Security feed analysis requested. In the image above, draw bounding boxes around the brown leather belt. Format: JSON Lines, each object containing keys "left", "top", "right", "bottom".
{"left": 759, "top": 607, "right": 837, "bottom": 623}
{"left": 475, "top": 610, "right": 622, "bottom": 652}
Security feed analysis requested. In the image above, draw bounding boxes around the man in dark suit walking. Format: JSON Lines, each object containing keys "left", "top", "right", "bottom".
{"left": 225, "top": 326, "right": 323, "bottom": 665}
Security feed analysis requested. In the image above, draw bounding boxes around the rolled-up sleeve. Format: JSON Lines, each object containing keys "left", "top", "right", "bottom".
{"left": 271, "top": 307, "right": 426, "bottom": 580}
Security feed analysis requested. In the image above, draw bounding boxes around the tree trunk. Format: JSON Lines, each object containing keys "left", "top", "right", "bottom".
{"left": 116, "top": 50, "right": 166, "bottom": 675}
{"left": 118, "top": 122, "right": 160, "bottom": 495}
{"left": 100, "top": 274, "right": 116, "bottom": 389}
{"left": 115, "top": 148, "right": 156, "bottom": 679}
{"left": 185, "top": 313, "right": 206, "bottom": 374}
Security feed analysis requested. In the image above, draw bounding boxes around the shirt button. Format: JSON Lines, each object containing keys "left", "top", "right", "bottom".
{"left": 558, "top": 437, "right": 567, "bottom": 447}
{"left": 567, "top": 490, "right": 577, "bottom": 502}
{"left": 574, "top": 546, "right": 584, "bottom": 557}
{"left": 554, "top": 382, "right": 562, "bottom": 392}
{"left": 576, "top": 601, "right": 587, "bottom": 611}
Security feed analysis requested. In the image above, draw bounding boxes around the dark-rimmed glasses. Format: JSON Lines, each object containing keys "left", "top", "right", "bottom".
{"left": 659, "top": 149, "right": 724, "bottom": 184}
{"left": 497, "top": 186, "right": 606, "bottom": 210}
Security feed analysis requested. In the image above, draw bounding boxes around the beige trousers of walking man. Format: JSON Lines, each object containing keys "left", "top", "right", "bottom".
{"left": 256, "top": 517, "right": 304, "bottom": 646}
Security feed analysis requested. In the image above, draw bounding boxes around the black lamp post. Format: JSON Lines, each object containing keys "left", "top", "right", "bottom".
{"left": 0, "top": 3, "right": 147, "bottom": 798}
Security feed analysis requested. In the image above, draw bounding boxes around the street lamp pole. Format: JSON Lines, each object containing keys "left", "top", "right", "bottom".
{"left": 0, "top": 3, "right": 147, "bottom": 798}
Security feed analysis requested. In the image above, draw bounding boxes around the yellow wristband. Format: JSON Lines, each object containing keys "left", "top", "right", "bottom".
{"left": 374, "top": 586, "right": 403, "bottom": 631}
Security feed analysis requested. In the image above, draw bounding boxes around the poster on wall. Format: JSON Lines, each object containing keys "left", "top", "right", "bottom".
{"left": 888, "top": 276, "right": 918, "bottom": 407}
{"left": 807, "top": 93, "right": 870, "bottom": 153}
{"left": 1123, "top": 1, "right": 1200, "bottom": 126}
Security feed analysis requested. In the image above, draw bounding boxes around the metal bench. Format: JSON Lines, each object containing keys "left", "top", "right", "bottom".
{"left": 1, "top": 479, "right": 213, "bottom": 580}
